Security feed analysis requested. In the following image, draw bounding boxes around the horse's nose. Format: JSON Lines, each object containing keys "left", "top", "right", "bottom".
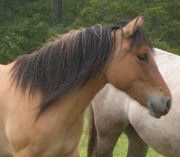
{"left": 148, "top": 96, "right": 172, "bottom": 118}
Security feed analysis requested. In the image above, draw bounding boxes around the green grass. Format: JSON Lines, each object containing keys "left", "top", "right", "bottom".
{"left": 79, "top": 115, "right": 166, "bottom": 157}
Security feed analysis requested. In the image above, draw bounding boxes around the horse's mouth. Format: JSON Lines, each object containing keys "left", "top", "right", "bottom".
{"left": 147, "top": 102, "right": 163, "bottom": 118}
{"left": 149, "top": 109, "right": 162, "bottom": 118}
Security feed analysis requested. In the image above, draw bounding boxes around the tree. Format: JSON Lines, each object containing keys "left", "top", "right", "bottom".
{"left": 0, "top": 0, "right": 55, "bottom": 63}
{"left": 55, "top": 0, "right": 63, "bottom": 24}
{"left": 73, "top": 0, "right": 180, "bottom": 53}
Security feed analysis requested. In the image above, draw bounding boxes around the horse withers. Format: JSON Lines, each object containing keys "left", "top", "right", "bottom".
{"left": 0, "top": 17, "right": 171, "bottom": 157}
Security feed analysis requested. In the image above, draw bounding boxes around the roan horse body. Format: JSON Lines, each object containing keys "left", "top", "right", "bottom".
{"left": 0, "top": 17, "right": 171, "bottom": 157}
{"left": 88, "top": 48, "right": 180, "bottom": 157}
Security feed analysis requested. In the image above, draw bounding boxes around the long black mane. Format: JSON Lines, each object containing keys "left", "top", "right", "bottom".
{"left": 11, "top": 22, "right": 152, "bottom": 115}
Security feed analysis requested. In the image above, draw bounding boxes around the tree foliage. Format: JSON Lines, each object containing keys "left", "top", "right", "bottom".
{"left": 74, "top": 0, "right": 180, "bottom": 53}
{"left": 0, "top": 0, "right": 180, "bottom": 63}
{"left": 0, "top": 0, "right": 55, "bottom": 63}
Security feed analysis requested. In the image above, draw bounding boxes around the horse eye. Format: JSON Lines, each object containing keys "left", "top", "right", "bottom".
{"left": 137, "top": 54, "right": 148, "bottom": 61}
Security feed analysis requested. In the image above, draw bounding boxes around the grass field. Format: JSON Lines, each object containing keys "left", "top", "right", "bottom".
{"left": 79, "top": 114, "right": 166, "bottom": 157}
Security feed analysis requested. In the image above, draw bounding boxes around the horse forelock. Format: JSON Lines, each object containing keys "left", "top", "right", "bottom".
{"left": 130, "top": 26, "right": 153, "bottom": 50}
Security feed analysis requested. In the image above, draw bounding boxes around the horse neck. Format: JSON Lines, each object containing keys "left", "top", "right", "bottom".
{"left": 66, "top": 76, "right": 106, "bottom": 111}
{"left": 48, "top": 76, "right": 106, "bottom": 122}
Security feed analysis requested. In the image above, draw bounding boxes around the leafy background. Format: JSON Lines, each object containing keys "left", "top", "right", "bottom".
{"left": 1, "top": 0, "right": 180, "bottom": 64}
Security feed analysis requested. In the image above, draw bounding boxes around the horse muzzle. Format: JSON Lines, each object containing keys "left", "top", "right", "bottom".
{"left": 147, "top": 94, "right": 172, "bottom": 118}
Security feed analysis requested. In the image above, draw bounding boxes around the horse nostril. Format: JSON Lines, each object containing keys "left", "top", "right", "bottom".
{"left": 166, "top": 99, "right": 172, "bottom": 110}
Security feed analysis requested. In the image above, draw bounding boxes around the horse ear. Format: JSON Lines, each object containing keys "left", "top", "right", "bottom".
{"left": 123, "top": 16, "right": 144, "bottom": 37}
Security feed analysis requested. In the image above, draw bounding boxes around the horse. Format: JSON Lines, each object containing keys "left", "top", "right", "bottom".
{"left": 88, "top": 48, "right": 179, "bottom": 157}
{"left": 0, "top": 16, "right": 171, "bottom": 157}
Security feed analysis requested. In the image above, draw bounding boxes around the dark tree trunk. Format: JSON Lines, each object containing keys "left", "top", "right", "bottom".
{"left": 55, "top": 0, "right": 62, "bottom": 24}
